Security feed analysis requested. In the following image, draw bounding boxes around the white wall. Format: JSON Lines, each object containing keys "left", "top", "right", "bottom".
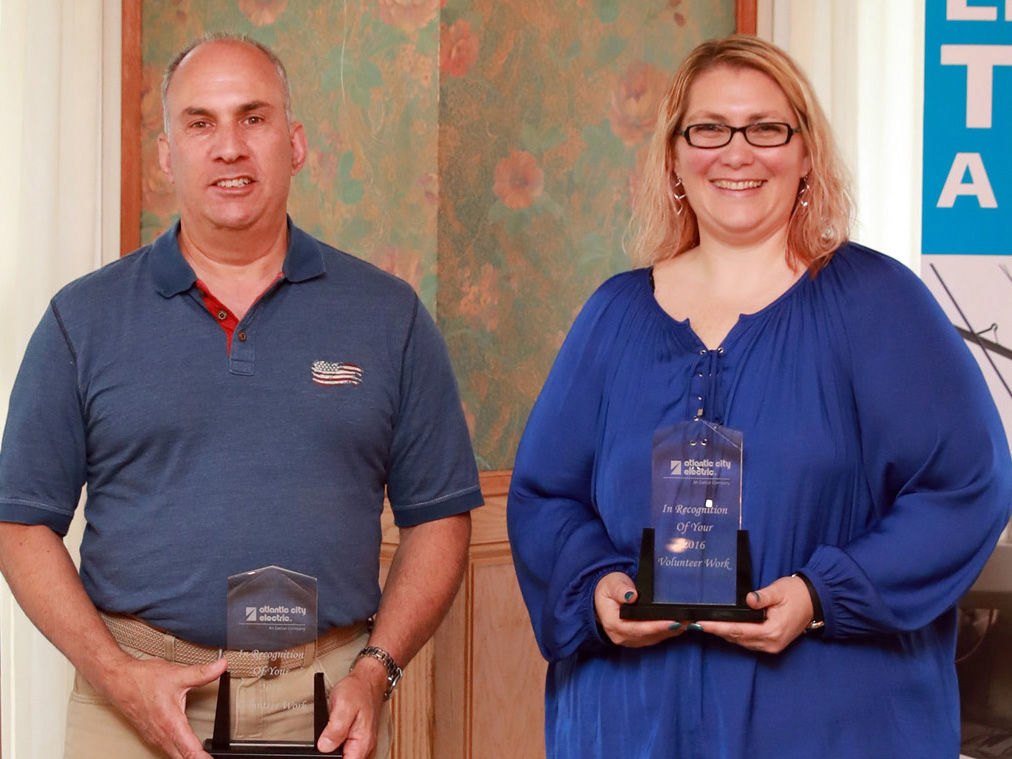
{"left": 0, "top": 1, "right": 121, "bottom": 756}
{"left": 758, "top": 0, "right": 925, "bottom": 271}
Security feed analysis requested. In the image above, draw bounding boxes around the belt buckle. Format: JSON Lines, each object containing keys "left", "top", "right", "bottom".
{"left": 262, "top": 651, "right": 285, "bottom": 680}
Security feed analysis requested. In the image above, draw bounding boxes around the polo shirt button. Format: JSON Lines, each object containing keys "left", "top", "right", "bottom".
{"left": 237, "top": 331, "right": 247, "bottom": 342}
{"left": 217, "top": 310, "right": 228, "bottom": 321}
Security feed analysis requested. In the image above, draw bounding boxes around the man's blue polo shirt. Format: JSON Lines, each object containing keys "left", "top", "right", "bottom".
{"left": 0, "top": 221, "right": 482, "bottom": 646}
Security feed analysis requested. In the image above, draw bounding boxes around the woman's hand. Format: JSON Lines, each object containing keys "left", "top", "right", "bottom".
{"left": 698, "top": 575, "right": 814, "bottom": 653}
{"left": 594, "top": 572, "right": 688, "bottom": 647}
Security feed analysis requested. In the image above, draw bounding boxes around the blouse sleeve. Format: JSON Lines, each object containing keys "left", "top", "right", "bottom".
{"left": 508, "top": 286, "right": 636, "bottom": 662}
{"left": 801, "top": 258, "right": 1012, "bottom": 638}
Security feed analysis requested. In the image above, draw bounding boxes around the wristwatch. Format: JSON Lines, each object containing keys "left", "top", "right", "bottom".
{"left": 792, "top": 572, "right": 825, "bottom": 633}
{"left": 351, "top": 645, "right": 403, "bottom": 700}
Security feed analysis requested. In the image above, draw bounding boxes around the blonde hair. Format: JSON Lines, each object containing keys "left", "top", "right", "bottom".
{"left": 629, "top": 35, "right": 852, "bottom": 273}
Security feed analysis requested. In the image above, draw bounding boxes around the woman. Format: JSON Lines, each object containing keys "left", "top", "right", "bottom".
{"left": 507, "top": 35, "right": 1012, "bottom": 758}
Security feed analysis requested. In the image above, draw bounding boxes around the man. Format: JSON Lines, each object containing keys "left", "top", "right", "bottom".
{"left": 0, "top": 34, "right": 481, "bottom": 759}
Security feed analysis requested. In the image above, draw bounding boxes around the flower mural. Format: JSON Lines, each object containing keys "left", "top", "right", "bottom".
{"left": 440, "top": 19, "right": 479, "bottom": 78}
{"left": 238, "top": 0, "right": 288, "bottom": 26}
{"left": 395, "top": 44, "right": 436, "bottom": 96}
{"left": 141, "top": 64, "right": 165, "bottom": 133}
{"left": 142, "top": 153, "right": 176, "bottom": 222}
{"left": 141, "top": 0, "right": 736, "bottom": 469}
{"left": 456, "top": 263, "right": 500, "bottom": 330}
{"left": 418, "top": 172, "right": 439, "bottom": 205}
{"left": 608, "top": 62, "right": 671, "bottom": 146}
{"left": 374, "top": 245, "right": 423, "bottom": 293}
{"left": 305, "top": 146, "right": 339, "bottom": 190}
{"left": 374, "top": 0, "right": 441, "bottom": 33}
{"left": 668, "top": 0, "right": 688, "bottom": 26}
{"left": 493, "top": 150, "right": 544, "bottom": 210}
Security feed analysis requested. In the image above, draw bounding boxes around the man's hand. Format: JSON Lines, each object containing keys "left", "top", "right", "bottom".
{"left": 314, "top": 512, "right": 471, "bottom": 756}
{"left": 0, "top": 523, "right": 225, "bottom": 758}
{"left": 594, "top": 571, "right": 688, "bottom": 647}
{"left": 317, "top": 656, "right": 387, "bottom": 757}
{"left": 697, "top": 575, "right": 814, "bottom": 653}
{"left": 101, "top": 655, "right": 227, "bottom": 759}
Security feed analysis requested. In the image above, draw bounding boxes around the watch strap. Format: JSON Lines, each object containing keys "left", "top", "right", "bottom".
{"left": 351, "top": 645, "right": 403, "bottom": 700}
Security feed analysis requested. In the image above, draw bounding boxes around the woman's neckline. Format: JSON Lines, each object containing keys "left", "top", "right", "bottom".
{"left": 644, "top": 263, "right": 812, "bottom": 351}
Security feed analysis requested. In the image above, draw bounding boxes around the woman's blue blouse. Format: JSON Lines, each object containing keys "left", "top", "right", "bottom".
{"left": 508, "top": 243, "right": 1012, "bottom": 759}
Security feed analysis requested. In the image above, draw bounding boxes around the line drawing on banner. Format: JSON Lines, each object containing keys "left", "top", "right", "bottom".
{"left": 930, "top": 264, "right": 1012, "bottom": 402}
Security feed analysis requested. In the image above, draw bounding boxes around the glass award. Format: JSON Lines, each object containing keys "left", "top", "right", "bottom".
{"left": 204, "top": 565, "right": 337, "bottom": 757}
{"left": 620, "top": 420, "right": 765, "bottom": 623}
{"left": 225, "top": 565, "right": 318, "bottom": 652}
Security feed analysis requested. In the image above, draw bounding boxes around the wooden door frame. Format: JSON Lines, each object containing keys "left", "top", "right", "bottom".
{"left": 121, "top": 0, "right": 142, "bottom": 256}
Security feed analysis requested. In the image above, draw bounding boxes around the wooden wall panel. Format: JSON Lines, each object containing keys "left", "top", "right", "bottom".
{"left": 432, "top": 569, "right": 472, "bottom": 759}
{"left": 470, "top": 560, "right": 547, "bottom": 758}
{"left": 387, "top": 640, "right": 435, "bottom": 759}
{"left": 381, "top": 470, "right": 546, "bottom": 757}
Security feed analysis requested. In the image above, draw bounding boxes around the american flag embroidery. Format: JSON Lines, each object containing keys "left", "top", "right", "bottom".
{"left": 311, "top": 360, "right": 363, "bottom": 386}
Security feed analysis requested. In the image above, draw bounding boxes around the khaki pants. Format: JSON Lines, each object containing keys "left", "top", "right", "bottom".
{"left": 64, "top": 629, "right": 392, "bottom": 759}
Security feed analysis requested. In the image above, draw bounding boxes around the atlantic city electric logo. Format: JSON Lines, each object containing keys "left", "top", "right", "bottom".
{"left": 669, "top": 457, "right": 733, "bottom": 477}
{"left": 311, "top": 360, "right": 363, "bottom": 386}
{"left": 244, "top": 605, "right": 308, "bottom": 624}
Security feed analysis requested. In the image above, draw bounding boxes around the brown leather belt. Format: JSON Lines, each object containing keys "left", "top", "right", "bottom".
{"left": 100, "top": 612, "right": 366, "bottom": 679}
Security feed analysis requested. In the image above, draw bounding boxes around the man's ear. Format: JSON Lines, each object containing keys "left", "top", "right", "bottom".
{"left": 290, "top": 121, "right": 308, "bottom": 175}
{"left": 157, "top": 132, "right": 174, "bottom": 183}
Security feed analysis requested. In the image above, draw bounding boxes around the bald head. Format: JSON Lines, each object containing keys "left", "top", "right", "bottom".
{"left": 161, "top": 33, "right": 292, "bottom": 133}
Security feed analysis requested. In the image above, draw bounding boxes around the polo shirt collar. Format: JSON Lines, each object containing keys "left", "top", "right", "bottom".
{"left": 283, "top": 221, "right": 328, "bottom": 282}
{"left": 150, "top": 221, "right": 194, "bottom": 297}
{"left": 150, "top": 217, "right": 327, "bottom": 298}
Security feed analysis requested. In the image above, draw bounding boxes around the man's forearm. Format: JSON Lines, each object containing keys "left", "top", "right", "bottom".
{"left": 318, "top": 512, "right": 472, "bottom": 754}
{"left": 0, "top": 521, "right": 226, "bottom": 759}
{"left": 359, "top": 512, "right": 472, "bottom": 682}
{"left": 0, "top": 522, "right": 133, "bottom": 686}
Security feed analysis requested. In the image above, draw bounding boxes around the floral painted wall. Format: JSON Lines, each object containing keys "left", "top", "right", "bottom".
{"left": 436, "top": 0, "right": 734, "bottom": 467}
{"left": 140, "top": 0, "right": 439, "bottom": 304}
{"left": 140, "top": 0, "right": 735, "bottom": 470}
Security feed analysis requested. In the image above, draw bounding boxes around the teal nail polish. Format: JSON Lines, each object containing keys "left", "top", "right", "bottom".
{"left": 750, "top": 591, "right": 761, "bottom": 604}
{"left": 688, "top": 622, "right": 703, "bottom": 631}
{"left": 668, "top": 622, "right": 682, "bottom": 631}
{"left": 624, "top": 591, "right": 634, "bottom": 601}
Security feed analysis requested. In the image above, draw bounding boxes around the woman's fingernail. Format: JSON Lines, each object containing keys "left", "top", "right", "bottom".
{"left": 688, "top": 622, "right": 703, "bottom": 631}
{"left": 624, "top": 591, "right": 634, "bottom": 601}
{"left": 750, "top": 591, "right": 761, "bottom": 604}
{"left": 668, "top": 622, "right": 682, "bottom": 631}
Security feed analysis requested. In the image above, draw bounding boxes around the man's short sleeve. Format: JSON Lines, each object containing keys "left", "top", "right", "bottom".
{"left": 0, "top": 302, "right": 86, "bottom": 534}
{"left": 386, "top": 301, "right": 482, "bottom": 527}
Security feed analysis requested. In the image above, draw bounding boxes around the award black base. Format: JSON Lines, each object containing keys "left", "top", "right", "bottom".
{"left": 204, "top": 671, "right": 340, "bottom": 757}
{"left": 620, "top": 528, "right": 766, "bottom": 622}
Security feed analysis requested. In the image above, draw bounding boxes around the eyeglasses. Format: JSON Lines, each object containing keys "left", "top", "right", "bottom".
{"left": 678, "top": 122, "right": 801, "bottom": 148}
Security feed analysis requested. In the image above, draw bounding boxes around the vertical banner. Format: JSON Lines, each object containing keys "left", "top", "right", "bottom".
{"left": 926, "top": 15, "right": 1012, "bottom": 754}
{"left": 923, "top": 0, "right": 1012, "bottom": 443}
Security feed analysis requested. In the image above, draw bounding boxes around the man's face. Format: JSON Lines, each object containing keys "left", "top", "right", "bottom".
{"left": 158, "top": 41, "right": 306, "bottom": 239}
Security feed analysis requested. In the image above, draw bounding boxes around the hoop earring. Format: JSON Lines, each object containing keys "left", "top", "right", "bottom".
{"left": 672, "top": 175, "right": 687, "bottom": 215}
{"left": 797, "top": 176, "right": 810, "bottom": 209}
